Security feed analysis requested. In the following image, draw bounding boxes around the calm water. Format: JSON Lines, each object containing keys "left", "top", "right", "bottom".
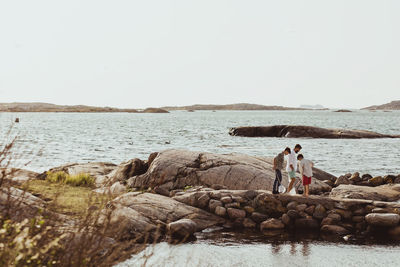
{"left": 1, "top": 110, "right": 400, "bottom": 176}
{"left": 118, "top": 229, "right": 400, "bottom": 267}
{"left": 2, "top": 110, "right": 400, "bottom": 266}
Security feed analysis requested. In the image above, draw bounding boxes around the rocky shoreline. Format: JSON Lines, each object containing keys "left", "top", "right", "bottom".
{"left": 3, "top": 149, "right": 400, "bottom": 265}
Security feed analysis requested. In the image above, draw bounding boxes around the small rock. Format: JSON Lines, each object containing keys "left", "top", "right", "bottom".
{"left": 304, "top": 205, "right": 315, "bottom": 215}
{"left": 353, "top": 208, "right": 365, "bottom": 215}
{"left": 251, "top": 212, "right": 269, "bottom": 223}
{"left": 321, "top": 217, "right": 336, "bottom": 226}
{"left": 296, "top": 204, "right": 308, "bottom": 212}
{"left": 210, "top": 191, "right": 222, "bottom": 199}
{"left": 227, "top": 208, "right": 246, "bottom": 219}
{"left": 243, "top": 206, "right": 255, "bottom": 215}
{"left": 361, "top": 174, "right": 373, "bottom": 181}
{"left": 232, "top": 196, "right": 245, "bottom": 203}
{"left": 243, "top": 218, "right": 256, "bottom": 228}
{"left": 287, "top": 201, "right": 298, "bottom": 210}
{"left": 260, "top": 218, "right": 285, "bottom": 230}
{"left": 313, "top": 204, "right": 326, "bottom": 220}
{"left": 167, "top": 219, "right": 197, "bottom": 238}
{"left": 287, "top": 210, "right": 300, "bottom": 219}
{"left": 221, "top": 196, "right": 233, "bottom": 204}
{"left": 215, "top": 206, "right": 227, "bottom": 217}
{"left": 394, "top": 176, "right": 400, "bottom": 184}
{"left": 365, "top": 213, "right": 400, "bottom": 227}
{"left": 368, "top": 176, "right": 384, "bottom": 187}
{"left": 333, "top": 209, "right": 352, "bottom": 220}
{"left": 372, "top": 208, "right": 388, "bottom": 213}
{"left": 388, "top": 226, "right": 400, "bottom": 240}
{"left": 244, "top": 190, "right": 258, "bottom": 200}
{"left": 225, "top": 202, "right": 240, "bottom": 209}
{"left": 384, "top": 175, "right": 396, "bottom": 184}
{"left": 282, "top": 214, "right": 291, "bottom": 225}
{"left": 197, "top": 194, "right": 210, "bottom": 208}
{"left": 209, "top": 199, "right": 223, "bottom": 212}
{"left": 321, "top": 225, "right": 350, "bottom": 235}
{"left": 327, "top": 213, "right": 342, "bottom": 222}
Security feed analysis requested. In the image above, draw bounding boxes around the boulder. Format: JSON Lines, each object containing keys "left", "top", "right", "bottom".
{"left": 282, "top": 214, "right": 291, "bottom": 225}
{"left": 128, "top": 150, "right": 335, "bottom": 194}
{"left": 384, "top": 175, "right": 396, "bottom": 184}
{"left": 101, "top": 192, "right": 224, "bottom": 240}
{"left": 321, "top": 225, "right": 350, "bottom": 235}
{"left": 221, "top": 196, "right": 232, "bottom": 204}
{"left": 260, "top": 218, "right": 285, "bottom": 230}
{"left": 334, "top": 176, "right": 351, "bottom": 186}
{"left": 365, "top": 213, "right": 400, "bottom": 227}
{"left": 228, "top": 125, "right": 399, "bottom": 139}
{"left": 215, "top": 206, "right": 227, "bottom": 217}
{"left": 287, "top": 201, "right": 298, "bottom": 210}
{"left": 107, "top": 158, "right": 147, "bottom": 184}
{"left": 394, "top": 176, "right": 400, "bottom": 184}
{"left": 287, "top": 210, "right": 300, "bottom": 219}
{"left": 349, "top": 172, "right": 361, "bottom": 183}
{"left": 167, "top": 219, "right": 197, "bottom": 238}
{"left": 227, "top": 208, "right": 246, "bottom": 219}
{"left": 304, "top": 205, "right": 315, "bottom": 215}
{"left": 369, "top": 176, "right": 384, "bottom": 187}
{"left": 330, "top": 184, "right": 400, "bottom": 202}
{"left": 296, "top": 204, "right": 308, "bottom": 212}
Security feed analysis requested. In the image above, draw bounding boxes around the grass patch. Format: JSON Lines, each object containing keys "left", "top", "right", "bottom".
{"left": 20, "top": 180, "right": 109, "bottom": 218}
{"left": 46, "top": 171, "right": 95, "bottom": 187}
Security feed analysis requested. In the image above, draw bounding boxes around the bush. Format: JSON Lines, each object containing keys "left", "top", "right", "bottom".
{"left": 46, "top": 171, "right": 68, "bottom": 183}
{"left": 65, "top": 173, "right": 95, "bottom": 187}
{"left": 46, "top": 172, "right": 95, "bottom": 187}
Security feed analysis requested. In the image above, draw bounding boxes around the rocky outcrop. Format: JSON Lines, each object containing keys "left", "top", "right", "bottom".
{"left": 142, "top": 108, "right": 169, "bottom": 113}
{"left": 363, "top": 100, "right": 400, "bottom": 110}
{"left": 101, "top": 192, "right": 224, "bottom": 241}
{"left": 128, "top": 150, "right": 333, "bottom": 194}
{"left": 330, "top": 184, "right": 400, "bottom": 202}
{"left": 38, "top": 162, "right": 117, "bottom": 187}
{"left": 365, "top": 213, "right": 400, "bottom": 227}
{"left": 1, "top": 168, "right": 38, "bottom": 185}
{"left": 229, "top": 125, "right": 400, "bottom": 139}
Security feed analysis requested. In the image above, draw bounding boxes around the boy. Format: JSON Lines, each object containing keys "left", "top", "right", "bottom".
{"left": 272, "top": 147, "right": 291, "bottom": 194}
{"left": 286, "top": 144, "right": 302, "bottom": 193}
{"left": 297, "top": 154, "right": 313, "bottom": 197}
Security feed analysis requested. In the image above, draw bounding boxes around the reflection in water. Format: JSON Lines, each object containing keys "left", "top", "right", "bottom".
{"left": 117, "top": 229, "right": 400, "bottom": 267}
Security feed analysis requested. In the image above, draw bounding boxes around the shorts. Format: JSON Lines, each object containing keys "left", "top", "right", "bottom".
{"left": 302, "top": 175, "right": 312, "bottom": 185}
{"left": 288, "top": 170, "right": 296, "bottom": 179}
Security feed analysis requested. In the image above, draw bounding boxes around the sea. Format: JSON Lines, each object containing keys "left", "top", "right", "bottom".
{"left": 1, "top": 110, "right": 400, "bottom": 266}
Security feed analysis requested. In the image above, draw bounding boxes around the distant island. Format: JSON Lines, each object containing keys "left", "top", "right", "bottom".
{"left": 362, "top": 100, "right": 400, "bottom": 110}
{"left": 161, "top": 103, "right": 305, "bottom": 111}
{"left": 0, "top": 103, "right": 170, "bottom": 113}
{"left": 299, "top": 104, "right": 326, "bottom": 110}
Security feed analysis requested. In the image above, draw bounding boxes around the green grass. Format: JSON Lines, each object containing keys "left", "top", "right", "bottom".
{"left": 46, "top": 171, "right": 95, "bottom": 187}
{"left": 21, "top": 180, "right": 109, "bottom": 217}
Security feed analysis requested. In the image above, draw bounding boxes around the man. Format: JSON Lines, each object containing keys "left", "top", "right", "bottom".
{"left": 272, "top": 147, "right": 291, "bottom": 194}
{"left": 286, "top": 144, "right": 302, "bottom": 193}
{"left": 297, "top": 154, "right": 313, "bottom": 197}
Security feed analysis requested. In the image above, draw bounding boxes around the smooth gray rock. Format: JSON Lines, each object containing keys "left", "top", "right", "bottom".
{"left": 365, "top": 213, "right": 400, "bottom": 227}
{"left": 260, "top": 218, "right": 285, "bottom": 230}
{"left": 167, "top": 219, "right": 197, "bottom": 238}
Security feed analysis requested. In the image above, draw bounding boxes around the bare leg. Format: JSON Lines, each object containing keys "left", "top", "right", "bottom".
{"left": 305, "top": 185, "right": 309, "bottom": 197}
{"left": 287, "top": 178, "right": 296, "bottom": 193}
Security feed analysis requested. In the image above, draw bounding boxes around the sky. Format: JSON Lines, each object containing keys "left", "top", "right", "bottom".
{"left": 0, "top": 0, "right": 399, "bottom": 109}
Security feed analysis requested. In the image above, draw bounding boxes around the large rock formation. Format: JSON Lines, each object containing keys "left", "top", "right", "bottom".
{"left": 363, "top": 100, "right": 400, "bottom": 110}
{"left": 101, "top": 192, "right": 224, "bottom": 241}
{"left": 330, "top": 184, "right": 400, "bottom": 202}
{"left": 128, "top": 150, "right": 333, "bottom": 194}
{"left": 229, "top": 125, "right": 400, "bottom": 139}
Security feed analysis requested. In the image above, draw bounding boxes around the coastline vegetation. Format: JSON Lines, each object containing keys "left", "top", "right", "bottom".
{"left": 46, "top": 171, "right": 95, "bottom": 188}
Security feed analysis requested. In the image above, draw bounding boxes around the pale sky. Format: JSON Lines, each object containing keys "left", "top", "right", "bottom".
{"left": 0, "top": 0, "right": 399, "bottom": 109}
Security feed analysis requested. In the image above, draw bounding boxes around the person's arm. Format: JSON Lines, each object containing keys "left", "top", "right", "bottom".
{"left": 273, "top": 157, "right": 277, "bottom": 170}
